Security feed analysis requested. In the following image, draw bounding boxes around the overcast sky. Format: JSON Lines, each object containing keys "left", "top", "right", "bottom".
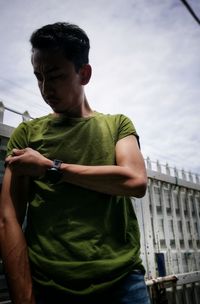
{"left": 0, "top": 0, "right": 200, "bottom": 175}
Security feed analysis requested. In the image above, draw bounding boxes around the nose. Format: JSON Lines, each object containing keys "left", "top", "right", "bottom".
{"left": 40, "top": 79, "right": 54, "bottom": 96}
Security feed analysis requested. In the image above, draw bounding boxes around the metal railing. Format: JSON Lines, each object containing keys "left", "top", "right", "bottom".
{"left": 0, "top": 101, "right": 33, "bottom": 124}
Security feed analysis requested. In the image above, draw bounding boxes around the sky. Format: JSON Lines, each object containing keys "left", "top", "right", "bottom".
{"left": 0, "top": 0, "right": 200, "bottom": 176}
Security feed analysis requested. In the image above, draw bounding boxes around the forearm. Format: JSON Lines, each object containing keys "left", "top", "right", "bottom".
{"left": 0, "top": 168, "right": 35, "bottom": 304}
{"left": 6, "top": 138, "right": 147, "bottom": 197}
{"left": 0, "top": 218, "right": 35, "bottom": 304}
{"left": 0, "top": 219, "right": 35, "bottom": 304}
{"left": 60, "top": 163, "right": 147, "bottom": 197}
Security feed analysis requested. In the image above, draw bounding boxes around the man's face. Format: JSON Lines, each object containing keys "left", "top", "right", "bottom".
{"left": 32, "top": 48, "right": 83, "bottom": 114}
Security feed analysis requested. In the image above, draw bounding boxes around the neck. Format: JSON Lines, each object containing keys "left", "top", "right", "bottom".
{"left": 53, "top": 96, "right": 93, "bottom": 118}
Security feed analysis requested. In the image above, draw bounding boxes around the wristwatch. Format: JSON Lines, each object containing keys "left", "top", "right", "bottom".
{"left": 45, "top": 159, "right": 63, "bottom": 183}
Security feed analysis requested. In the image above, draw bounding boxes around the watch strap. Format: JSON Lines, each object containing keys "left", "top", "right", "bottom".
{"left": 52, "top": 159, "right": 63, "bottom": 170}
{"left": 45, "top": 159, "right": 63, "bottom": 183}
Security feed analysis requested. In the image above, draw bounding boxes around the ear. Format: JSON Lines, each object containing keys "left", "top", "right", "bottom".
{"left": 79, "top": 64, "right": 92, "bottom": 85}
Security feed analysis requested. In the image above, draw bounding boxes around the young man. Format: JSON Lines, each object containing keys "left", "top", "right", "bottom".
{"left": 0, "top": 22, "right": 149, "bottom": 304}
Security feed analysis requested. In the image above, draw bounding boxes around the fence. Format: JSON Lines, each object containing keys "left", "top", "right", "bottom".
{"left": 133, "top": 158, "right": 200, "bottom": 303}
{"left": 0, "top": 104, "right": 200, "bottom": 303}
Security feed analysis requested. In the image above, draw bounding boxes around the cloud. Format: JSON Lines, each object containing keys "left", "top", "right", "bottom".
{"left": 0, "top": 0, "right": 199, "bottom": 174}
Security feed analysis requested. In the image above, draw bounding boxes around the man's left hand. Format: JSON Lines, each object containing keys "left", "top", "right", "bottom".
{"left": 5, "top": 148, "right": 51, "bottom": 177}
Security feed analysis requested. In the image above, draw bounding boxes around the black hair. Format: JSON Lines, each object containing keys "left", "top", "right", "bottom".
{"left": 30, "top": 22, "right": 90, "bottom": 71}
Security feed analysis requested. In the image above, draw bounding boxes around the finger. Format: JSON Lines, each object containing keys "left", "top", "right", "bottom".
{"left": 4, "top": 155, "right": 11, "bottom": 167}
{"left": 5, "top": 155, "right": 12, "bottom": 161}
{"left": 12, "top": 148, "right": 25, "bottom": 156}
{"left": 5, "top": 156, "right": 16, "bottom": 164}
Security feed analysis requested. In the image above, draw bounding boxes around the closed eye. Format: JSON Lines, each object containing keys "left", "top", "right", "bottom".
{"left": 48, "top": 74, "right": 67, "bottom": 81}
{"left": 48, "top": 74, "right": 63, "bottom": 80}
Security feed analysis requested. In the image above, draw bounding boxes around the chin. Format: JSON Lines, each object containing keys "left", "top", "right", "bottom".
{"left": 52, "top": 108, "right": 68, "bottom": 114}
{"left": 50, "top": 105, "right": 62, "bottom": 112}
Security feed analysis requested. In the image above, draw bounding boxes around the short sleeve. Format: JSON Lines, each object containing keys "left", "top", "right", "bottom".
{"left": 117, "top": 114, "right": 140, "bottom": 147}
{"left": 6, "top": 122, "right": 29, "bottom": 156}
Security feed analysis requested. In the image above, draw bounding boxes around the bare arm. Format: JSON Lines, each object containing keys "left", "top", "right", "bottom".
{"left": 6, "top": 135, "right": 147, "bottom": 197}
{"left": 0, "top": 167, "right": 35, "bottom": 304}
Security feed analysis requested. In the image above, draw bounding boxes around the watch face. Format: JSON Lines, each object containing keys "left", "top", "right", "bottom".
{"left": 46, "top": 168, "right": 62, "bottom": 183}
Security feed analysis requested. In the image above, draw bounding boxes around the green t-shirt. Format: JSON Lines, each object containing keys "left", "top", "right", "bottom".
{"left": 7, "top": 112, "right": 144, "bottom": 296}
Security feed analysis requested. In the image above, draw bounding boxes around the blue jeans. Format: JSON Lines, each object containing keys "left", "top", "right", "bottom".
{"left": 36, "top": 270, "right": 151, "bottom": 304}
{"left": 111, "top": 270, "right": 151, "bottom": 304}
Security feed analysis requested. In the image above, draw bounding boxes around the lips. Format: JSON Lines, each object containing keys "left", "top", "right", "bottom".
{"left": 44, "top": 96, "right": 60, "bottom": 105}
